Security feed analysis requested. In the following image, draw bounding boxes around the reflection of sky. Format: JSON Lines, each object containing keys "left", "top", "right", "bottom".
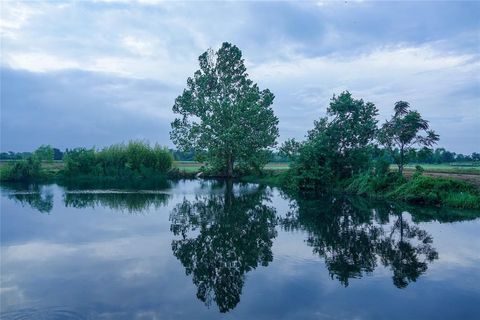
{"left": 1, "top": 182, "right": 480, "bottom": 319}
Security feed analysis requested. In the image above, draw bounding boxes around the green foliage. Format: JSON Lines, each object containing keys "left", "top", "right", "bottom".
{"left": 63, "top": 148, "right": 96, "bottom": 176}
{"left": 346, "top": 161, "right": 406, "bottom": 196}
{"left": 0, "top": 156, "right": 42, "bottom": 182}
{"left": 279, "top": 138, "right": 301, "bottom": 161}
{"left": 388, "top": 175, "right": 480, "bottom": 208}
{"left": 34, "top": 145, "right": 54, "bottom": 162}
{"left": 412, "top": 165, "right": 425, "bottom": 179}
{"left": 379, "top": 101, "right": 439, "bottom": 174}
{"left": 62, "top": 141, "right": 173, "bottom": 179}
{"left": 289, "top": 91, "right": 379, "bottom": 191}
{"left": 170, "top": 42, "right": 279, "bottom": 177}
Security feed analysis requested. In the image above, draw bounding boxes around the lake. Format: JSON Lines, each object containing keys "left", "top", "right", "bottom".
{"left": 1, "top": 180, "right": 479, "bottom": 319}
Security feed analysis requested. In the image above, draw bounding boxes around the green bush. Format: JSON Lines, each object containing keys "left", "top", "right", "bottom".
{"left": 62, "top": 141, "right": 173, "bottom": 179}
{"left": 63, "top": 148, "right": 97, "bottom": 176}
{"left": 0, "top": 157, "right": 42, "bottom": 182}
{"left": 346, "top": 172, "right": 405, "bottom": 195}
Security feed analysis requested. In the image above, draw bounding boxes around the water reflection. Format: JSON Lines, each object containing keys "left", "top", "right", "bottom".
{"left": 281, "top": 196, "right": 438, "bottom": 288}
{"left": 63, "top": 191, "right": 170, "bottom": 214}
{"left": 2, "top": 183, "right": 54, "bottom": 213}
{"left": 378, "top": 211, "right": 438, "bottom": 288}
{"left": 2, "top": 181, "right": 479, "bottom": 317}
{"left": 169, "top": 181, "right": 277, "bottom": 312}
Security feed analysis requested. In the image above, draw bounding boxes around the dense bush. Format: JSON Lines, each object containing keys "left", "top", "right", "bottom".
{"left": 0, "top": 156, "right": 42, "bottom": 182}
{"left": 62, "top": 141, "right": 173, "bottom": 179}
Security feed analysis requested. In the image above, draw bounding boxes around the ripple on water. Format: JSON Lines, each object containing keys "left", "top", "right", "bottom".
{"left": 0, "top": 306, "right": 87, "bottom": 320}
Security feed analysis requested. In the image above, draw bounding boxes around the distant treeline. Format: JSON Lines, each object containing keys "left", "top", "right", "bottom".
{"left": 2, "top": 146, "right": 478, "bottom": 165}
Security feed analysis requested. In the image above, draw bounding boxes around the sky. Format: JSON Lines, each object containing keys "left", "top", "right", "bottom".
{"left": 1, "top": 0, "right": 479, "bottom": 154}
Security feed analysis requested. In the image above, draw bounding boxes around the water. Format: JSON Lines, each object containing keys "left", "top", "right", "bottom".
{"left": 1, "top": 180, "right": 479, "bottom": 319}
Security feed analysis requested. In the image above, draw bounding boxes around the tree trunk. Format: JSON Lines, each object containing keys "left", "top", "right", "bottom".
{"left": 226, "top": 154, "right": 234, "bottom": 178}
{"left": 398, "top": 147, "right": 404, "bottom": 176}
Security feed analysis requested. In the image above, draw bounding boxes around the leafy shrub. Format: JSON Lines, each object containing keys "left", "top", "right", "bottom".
{"left": 0, "top": 157, "right": 42, "bottom": 182}
{"left": 61, "top": 141, "right": 173, "bottom": 179}
{"left": 63, "top": 148, "right": 96, "bottom": 176}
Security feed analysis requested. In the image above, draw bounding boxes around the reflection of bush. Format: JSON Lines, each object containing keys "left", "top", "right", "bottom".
{"left": 281, "top": 195, "right": 439, "bottom": 288}
{"left": 2, "top": 183, "right": 53, "bottom": 213}
{"left": 63, "top": 191, "right": 170, "bottom": 214}
{"left": 170, "top": 182, "right": 277, "bottom": 312}
{"left": 58, "top": 175, "right": 171, "bottom": 191}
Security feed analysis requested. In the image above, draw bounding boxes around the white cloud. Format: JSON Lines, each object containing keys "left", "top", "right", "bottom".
{"left": 1, "top": 0, "right": 478, "bottom": 152}
{"left": 122, "top": 35, "right": 155, "bottom": 57}
{"left": 5, "top": 52, "right": 80, "bottom": 72}
{"left": 251, "top": 44, "right": 478, "bottom": 118}
{"left": 0, "top": 1, "right": 41, "bottom": 39}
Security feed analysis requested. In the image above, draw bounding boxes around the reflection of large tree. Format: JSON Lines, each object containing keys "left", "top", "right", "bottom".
{"left": 282, "top": 195, "right": 438, "bottom": 288}
{"left": 170, "top": 181, "right": 277, "bottom": 312}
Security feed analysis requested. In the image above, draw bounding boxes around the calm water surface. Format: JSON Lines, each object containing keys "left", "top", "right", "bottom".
{"left": 1, "top": 180, "right": 479, "bottom": 319}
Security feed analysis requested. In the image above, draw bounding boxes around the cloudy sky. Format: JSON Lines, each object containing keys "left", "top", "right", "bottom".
{"left": 1, "top": 0, "right": 479, "bottom": 153}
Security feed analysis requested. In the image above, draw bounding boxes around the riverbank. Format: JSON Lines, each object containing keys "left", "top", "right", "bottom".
{"left": 2, "top": 161, "right": 479, "bottom": 210}
{"left": 240, "top": 170, "right": 480, "bottom": 210}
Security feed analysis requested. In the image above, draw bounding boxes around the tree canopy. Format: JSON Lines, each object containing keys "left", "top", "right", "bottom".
{"left": 287, "top": 91, "right": 379, "bottom": 190}
{"left": 170, "top": 42, "right": 279, "bottom": 177}
{"left": 379, "top": 101, "right": 439, "bottom": 174}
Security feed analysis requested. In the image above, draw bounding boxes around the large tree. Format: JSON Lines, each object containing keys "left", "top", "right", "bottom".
{"left": 170, "top": 42, "right": 279, "bottom": 177}
{"left": 378, "top": 101, "right": 439, "bottom": 175}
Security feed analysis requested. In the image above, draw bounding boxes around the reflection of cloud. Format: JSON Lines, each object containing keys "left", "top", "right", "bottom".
{"left": 423, "top": 220, "right": 480, "bottom": 276}
{"left": 4, "top": 242, "right": 76, "bottom": 262}
{"left": 0, "top": 285, "right": 27, "bottom": 309}
{"left": 3, "top": 235, "right": 172, "bottom": 263}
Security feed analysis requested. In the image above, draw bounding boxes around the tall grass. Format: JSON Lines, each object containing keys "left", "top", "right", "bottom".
{"left": 389, "top": 175, "right": 480, "bottom": 209}
{"left": 62, "top": 141, "right": 173, "bottom": 179}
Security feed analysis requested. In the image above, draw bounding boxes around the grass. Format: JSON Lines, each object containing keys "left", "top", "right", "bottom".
{"left": 172, "top": 161, "right": 290, "bottom": 173}
{"left": 3, "top": 160, "right": 477, "bottom": 175}
{"left": 2, "top": 160, "right": 478, "bottom": 178}
{"left": 388, "top": 175, "right": 480, "bottom": 209}
{"left": 391, "top": 163, "right": 480, "bottom": 175}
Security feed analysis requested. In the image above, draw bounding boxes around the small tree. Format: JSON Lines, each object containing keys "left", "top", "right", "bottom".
{"left": 379, "top": 101, "right": 439, "bottom": 175}
{"left": 34, "top": 145, "right": 54, "bottom": 162}
{"left": 170, "top": 42, "right": 279, "bottom": 177}
{"left": 279, "top": 138, "right": 301, "bottom": 161}
{"left": 290, "top": 91, "right": 379, "bottom": 190}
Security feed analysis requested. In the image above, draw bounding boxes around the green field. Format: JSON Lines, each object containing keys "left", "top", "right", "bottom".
{"left": 173, "top": 161, "right": 290, "bottom": 173}
{"left": 393, "top": 164, "right": 480, "bottom": 175}
{"left": 174, "top": 162, "right": 480, "bottom": 175}
{"left": 2, "top": 160, "right": 479, "bottom": 176}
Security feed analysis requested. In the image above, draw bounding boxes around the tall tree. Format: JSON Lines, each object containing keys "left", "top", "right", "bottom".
{"left": 170, "top": 42, "right": 279, "bottom": 177}
{"left": 378, "top": 101, "right": 439, "bottom": 175}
